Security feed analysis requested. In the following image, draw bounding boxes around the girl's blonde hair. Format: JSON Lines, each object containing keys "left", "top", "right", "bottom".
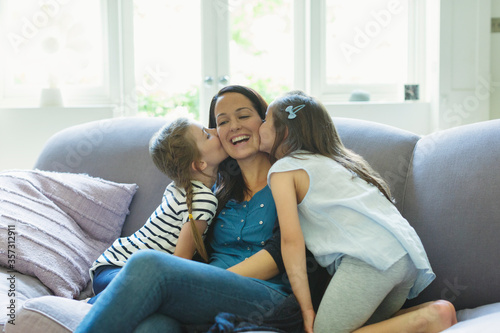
{"left": 149, "top": 118, "right": 209, "bottom": 262}
{"left": 270, "top": 91, "right": 394, "bottom": 204}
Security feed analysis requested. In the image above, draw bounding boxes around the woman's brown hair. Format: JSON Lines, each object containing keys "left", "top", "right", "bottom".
{"left": 270, "top": 91, "right": 394, "bottom": 203}
{"left": 149, "top": 118, "right": 209, "bottom": 262}
{"left": 208, "top": 85, "right": 268, "bottom": 212}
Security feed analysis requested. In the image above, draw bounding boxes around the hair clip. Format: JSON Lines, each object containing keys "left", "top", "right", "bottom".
{"left": 284, "top": 104, "right": 305, "bottom": 119}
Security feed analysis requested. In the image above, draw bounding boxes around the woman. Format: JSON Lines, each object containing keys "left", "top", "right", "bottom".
{"left": 75, "top": 85, "right": 291, "bottom": 333}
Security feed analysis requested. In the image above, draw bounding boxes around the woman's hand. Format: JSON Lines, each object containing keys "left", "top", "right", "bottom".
{"left": 302, "top": 308, "right": 316, "bottom": 333}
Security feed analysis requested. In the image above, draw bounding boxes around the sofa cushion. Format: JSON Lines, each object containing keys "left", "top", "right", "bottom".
{"left": 0, "top": 266, "right": 52, "bottom": 328}
{"left": 402, "top": 120, "right": 500, "bottom": 310}
{"left": 457, "top": 302, "right": 500, "bottom": 322}
{"left": 0, "top": 170, "right": 137, "bottom": 299}
{"left": 33, "top": 117, "right": 171, "bottom": 237}
{"left": 334, "top": 117, "right": 420, "bottom": 213}
{"left": 442, "top": 310, "right": 500, "bottom": 332}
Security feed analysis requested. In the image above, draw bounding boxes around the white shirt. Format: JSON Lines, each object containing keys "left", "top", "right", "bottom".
{"left": 268, "top": 152, "right": 435, "bottom": 299}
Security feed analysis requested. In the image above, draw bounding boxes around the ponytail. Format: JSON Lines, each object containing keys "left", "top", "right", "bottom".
{"left": 150, "top": 118, "right": 211, "bottom": 262}
{"left": 185, "top": 184, "right": 209, "bottom": 262}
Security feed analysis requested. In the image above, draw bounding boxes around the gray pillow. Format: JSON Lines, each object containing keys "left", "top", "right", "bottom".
{"left": 0, "top": 170, "right": 137, "bottom": 298}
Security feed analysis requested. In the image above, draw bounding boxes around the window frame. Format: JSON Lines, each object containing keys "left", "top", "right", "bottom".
{"left": 307, "top": 0, "right": 426, "bottom": 103}
{"left": 0, "top": 0, "right": 427, "bottom": 111}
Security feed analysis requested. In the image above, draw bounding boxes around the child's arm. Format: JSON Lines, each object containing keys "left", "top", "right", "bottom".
{"left": 269, "top": 171, "right": 315, "bottom": 333}
{"left": 173, "top": 220, "right": 208, "bottom": 260}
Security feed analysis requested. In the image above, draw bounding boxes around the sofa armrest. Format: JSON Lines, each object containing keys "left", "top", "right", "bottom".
{"left": 4, "top": 296, "right": 91, "bottom": 333}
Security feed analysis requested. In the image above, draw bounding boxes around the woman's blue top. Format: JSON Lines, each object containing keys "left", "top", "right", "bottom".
{"left": 209, "top": 185, "right": 290, "bottom": 295}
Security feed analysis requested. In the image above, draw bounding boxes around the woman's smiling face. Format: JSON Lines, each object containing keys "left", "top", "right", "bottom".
{"left": 213, "top": 92, "right": 264, "bottom": 161}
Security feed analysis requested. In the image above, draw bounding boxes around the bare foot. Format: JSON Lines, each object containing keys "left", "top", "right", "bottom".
{"left": 409, "top": 300, "right": 457, "bottom": 332}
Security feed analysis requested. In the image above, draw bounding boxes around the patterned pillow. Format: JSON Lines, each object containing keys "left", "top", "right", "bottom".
{"left": 0, "top": 170, "right": 137, "bottom": 298}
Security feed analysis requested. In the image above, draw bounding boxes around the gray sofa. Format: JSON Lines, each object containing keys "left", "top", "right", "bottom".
{"left": 1, "top": 116, "right": 500, "bottom": 332}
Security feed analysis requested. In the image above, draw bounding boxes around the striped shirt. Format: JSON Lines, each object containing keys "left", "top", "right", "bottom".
{"left": 89, "top": 180, "right": 217, "bottom": 279}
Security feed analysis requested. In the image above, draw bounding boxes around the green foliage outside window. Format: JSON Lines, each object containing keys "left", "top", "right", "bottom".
{"left": 138, "top": 77, "right": 289, "bottom": 118}
{"left": 247, "top": 77, "right": 290, "bottom": 105}
{"left": 138, "top": 88, "right": 200, "bottom": 119}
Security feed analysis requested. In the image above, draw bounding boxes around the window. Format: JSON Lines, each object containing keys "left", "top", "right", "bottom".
{"left": 227, "top": 0, "right": 294, "bottom": 104}
{"left": 132, "top": 0, "right": 295, "bottom": 124}
{"left": 310, "top": 0, "right": 423, "bottom": 102}
{"left": 0, "top": 0, "right": 424, "bottom": 114}
{"left": 130, "top": 0, "right": 425, "bottom": 115}
{"left": 133, "top": 0, "right": 202, "bottom": 120}
{"left": 0, "top": 0, "right": 109, "bottom": 107}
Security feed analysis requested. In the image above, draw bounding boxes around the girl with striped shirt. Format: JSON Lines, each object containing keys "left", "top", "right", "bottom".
{"left": 88, "top": 117, "right": 228, "bottom": 303}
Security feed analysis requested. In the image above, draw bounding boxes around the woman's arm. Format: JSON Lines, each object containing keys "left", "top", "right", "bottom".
{"left": 270, "top": 171, "right": 315, "bottom": 332}
{"left": 227, "top": 249, "right": 279, "bottom": 280}
{"left": 173, "top": 220, "right": 208, "bottom": 260}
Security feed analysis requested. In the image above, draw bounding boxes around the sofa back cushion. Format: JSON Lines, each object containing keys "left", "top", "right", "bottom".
{"left": 334, "top": 117, "right": 420, "bottom": 213}
{"left": 402, "top": 119, "right": 500, "bottom": 310}
{"left": 35, "top": 117, "right": 420, "bottom": 239}
{"left": 34, "top": 117, "right": 170, "bottom": 237}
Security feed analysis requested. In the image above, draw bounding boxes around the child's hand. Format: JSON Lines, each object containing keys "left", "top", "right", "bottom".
{"left": 302, "top": 308, "right": 316, "bottom": 333}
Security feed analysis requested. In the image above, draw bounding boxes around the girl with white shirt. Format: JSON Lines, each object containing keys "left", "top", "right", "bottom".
{"left": 259, "top": 91, "right": 457, "bottom": 333}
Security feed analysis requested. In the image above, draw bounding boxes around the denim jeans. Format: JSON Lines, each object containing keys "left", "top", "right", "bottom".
{"left": 87, "top": 265, "right": 122, "bottom": 304}
{"left": 75, "top": 250, "right": 288, "bottom": 333}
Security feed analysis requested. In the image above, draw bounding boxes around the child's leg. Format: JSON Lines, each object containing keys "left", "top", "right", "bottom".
{"left": 314, "top": 254, "right": 416, "bottom": 333}
{"left": 88, "top": 266, "right": 122, "bottom": 304}
{"left": 364, "top": 255, "right": 418, "bottom": 325}
{"left": 353, "top": 300, "right": 457, "bottom": 333}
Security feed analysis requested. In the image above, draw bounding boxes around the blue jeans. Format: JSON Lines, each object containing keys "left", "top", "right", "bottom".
{"left": 87, "top": 265, "right": 122, "bottom": 305}
{"left": 76, "top": 250, "right": 288, "bottom": 333}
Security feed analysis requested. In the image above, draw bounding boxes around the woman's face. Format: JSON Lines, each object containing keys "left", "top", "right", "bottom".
{"left": 213, "top": 92, "right": 264, "bottom": 161}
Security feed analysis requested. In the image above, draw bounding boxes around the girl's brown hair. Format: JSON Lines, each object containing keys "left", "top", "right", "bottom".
{"left": 270, "top": 91, "right": 394, "bottom": 203}
{"left": 208, "top": 85, "right": 268, "bottom": 211}
{"left": 149, "top": 118, "right": 209, "bottom": 262}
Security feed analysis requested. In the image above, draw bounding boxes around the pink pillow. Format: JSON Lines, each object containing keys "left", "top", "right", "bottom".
{"left": 0, "top": 170, "right": 137, "bottom": 298}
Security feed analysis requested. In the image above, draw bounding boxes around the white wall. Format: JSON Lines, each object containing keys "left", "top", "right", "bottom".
{"left": 0, "top": 107, "right": 113, "bottom": 171}
{"left": 438, "top": 0, "right": 492, "bottom": 130}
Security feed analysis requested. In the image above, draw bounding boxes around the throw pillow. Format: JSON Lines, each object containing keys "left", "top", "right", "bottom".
{"left": 0, "top": 170, "right": 137, "bottom": 298}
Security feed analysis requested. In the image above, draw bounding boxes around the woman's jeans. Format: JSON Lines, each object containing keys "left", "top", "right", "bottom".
{"left": 75, "top": 250, "right": 288, "bottom": 333}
